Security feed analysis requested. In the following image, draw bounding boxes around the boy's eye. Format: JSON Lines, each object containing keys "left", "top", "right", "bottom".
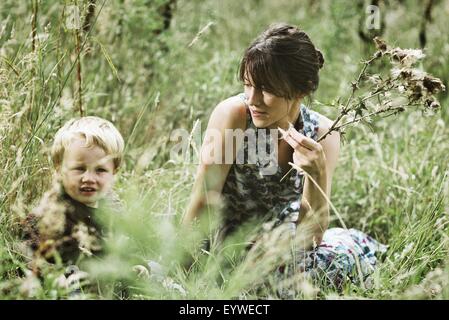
{"left": 96, "top": 168, "right": 108, "bottom": 173}
{"left": 73, "top": 167, "right": 85, "bottom": 171}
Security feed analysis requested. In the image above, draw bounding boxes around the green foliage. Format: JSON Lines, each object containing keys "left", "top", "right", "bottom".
{"left": 0, "top": 0, "right": 448, "bottom": 299}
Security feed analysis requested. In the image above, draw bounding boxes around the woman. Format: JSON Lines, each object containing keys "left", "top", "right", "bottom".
{"left": 182, "top": 23, "right": 386, "bottom": 291}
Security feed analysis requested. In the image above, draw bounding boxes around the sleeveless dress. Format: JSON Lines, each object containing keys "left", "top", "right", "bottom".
{"left": 219, "top": 94, "right": 387, "bottom": 291}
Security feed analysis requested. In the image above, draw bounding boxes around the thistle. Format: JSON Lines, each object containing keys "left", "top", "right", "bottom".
{"left": 281, "top": 37, "right": 445, "bottom": 182}
{"left": 319, "top": 37, "right": 445, "bottom": 142}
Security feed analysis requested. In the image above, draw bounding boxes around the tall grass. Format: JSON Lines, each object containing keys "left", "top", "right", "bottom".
{"left": 0, "top": 0, "right": 448, "bottom": 299}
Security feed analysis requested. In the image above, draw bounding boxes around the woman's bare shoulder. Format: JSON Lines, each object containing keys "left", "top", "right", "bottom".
{"left": 315, "top": 112, "right": 339, "bottom": 143}
{"left": 315, "top": 112, "right": 340, "bottom": 173}
{"left": 208, "top": 95, "right": 248, "bottom": 131}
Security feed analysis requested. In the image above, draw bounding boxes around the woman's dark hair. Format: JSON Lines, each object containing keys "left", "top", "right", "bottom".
{"left": 239, "top": 23, "right": 324, "bottom": 99}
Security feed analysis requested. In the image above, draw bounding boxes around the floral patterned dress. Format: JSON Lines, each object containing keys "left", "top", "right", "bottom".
{"left": 219, "top": 94, "right": 387, "bottom": 290}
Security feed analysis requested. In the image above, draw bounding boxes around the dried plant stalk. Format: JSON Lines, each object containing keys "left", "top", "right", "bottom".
{"left": 75, "top": 17, "right": 83, "bottom": 116}
{"left": 31, "top": 0, "right": 38, "bottom": 53}
{"left": 281, "top": 37, "right": 446, "bottom": 182}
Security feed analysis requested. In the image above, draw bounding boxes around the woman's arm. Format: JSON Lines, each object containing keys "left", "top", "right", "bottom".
{"left": 299, "top": 114, "right": 341, "bottom": 245}
{"left": 182, "top": 97, "right": 247, "bottom": 225}
{"left": 283, "top": 113, "right": 340, "bottom": 248}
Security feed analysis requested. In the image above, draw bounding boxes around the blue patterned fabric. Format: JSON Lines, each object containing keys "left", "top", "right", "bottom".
{"left": 279, "top": 228, "right": 388, "bottom": 292}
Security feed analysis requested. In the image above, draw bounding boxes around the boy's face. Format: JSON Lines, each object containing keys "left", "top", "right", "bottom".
{"left": 58, "top": 138, "right": 116, "bottom": 207}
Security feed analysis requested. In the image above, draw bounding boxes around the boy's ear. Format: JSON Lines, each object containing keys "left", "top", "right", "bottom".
{"left": 52, "top": 168, "right": 63, "bottom": 187}
{"left": 54, "top": 164, "right": 63, "bottom": 177}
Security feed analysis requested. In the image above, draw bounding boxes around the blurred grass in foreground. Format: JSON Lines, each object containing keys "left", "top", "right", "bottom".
{"left": 0, "top": 0, "right": 448, "bottom": 299}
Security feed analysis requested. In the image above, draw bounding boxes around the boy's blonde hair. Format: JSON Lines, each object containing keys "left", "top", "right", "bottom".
{"left": 51, "top": 116, "right": 125, "bottom": 170}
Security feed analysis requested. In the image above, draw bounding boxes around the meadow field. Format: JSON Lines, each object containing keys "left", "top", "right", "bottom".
{"left": 0, "top": 0, "right": 448, "bottom": 299}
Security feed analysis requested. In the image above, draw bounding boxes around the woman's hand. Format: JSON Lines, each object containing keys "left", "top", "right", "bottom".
{"left": 279, "top": 125, "right": 327, "bottom": 179}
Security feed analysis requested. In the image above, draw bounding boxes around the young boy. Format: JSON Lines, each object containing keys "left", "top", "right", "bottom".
{"left": 23, "top": 116, "right": 125, "bottom": 268}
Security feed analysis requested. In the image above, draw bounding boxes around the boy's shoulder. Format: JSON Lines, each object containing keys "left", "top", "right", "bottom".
{"left": 25, "top": 185, "right": 68, "bottom": 235}
{"left": 23, "top": 185, "right": 107, "bottom": 265}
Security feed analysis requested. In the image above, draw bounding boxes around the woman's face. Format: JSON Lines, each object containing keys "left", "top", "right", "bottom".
{"left": 243, "top": 75, "right": 300, "bottom": 129}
